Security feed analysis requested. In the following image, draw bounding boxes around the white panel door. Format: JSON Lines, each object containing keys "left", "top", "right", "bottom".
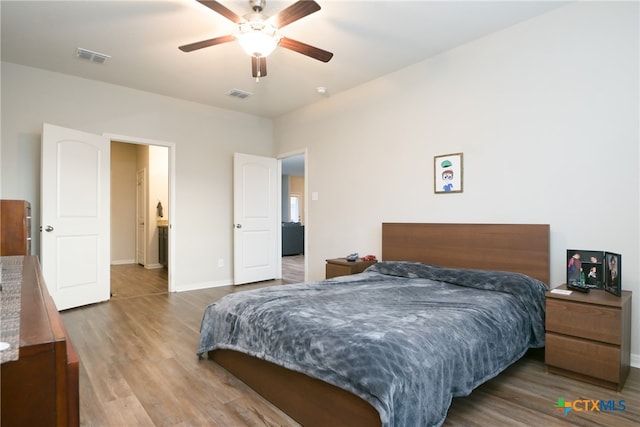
{"left": 233, "top": 153, "right": 278, "bottom": 285}
{"left": 41, "top": 123, "right": 110, "bottom": 310}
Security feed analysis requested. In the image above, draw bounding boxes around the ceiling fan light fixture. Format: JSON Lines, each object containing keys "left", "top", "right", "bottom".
{"left": 237, "top": 21, "right": 280, "bottom": 57}
{"left": 179, "top": 0, "right": 332, "bottom": 78}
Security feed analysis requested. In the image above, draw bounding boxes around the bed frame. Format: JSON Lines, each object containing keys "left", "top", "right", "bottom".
{"left": 382, "top": 223, "right": 549, "bottom": 284}
{"left": 210, "top": 223, "right": 550, "bottom": 426}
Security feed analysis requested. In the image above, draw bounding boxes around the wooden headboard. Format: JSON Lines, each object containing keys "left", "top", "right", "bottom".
{"left": 382, "top": 223, "right": 550, "bottom": 284}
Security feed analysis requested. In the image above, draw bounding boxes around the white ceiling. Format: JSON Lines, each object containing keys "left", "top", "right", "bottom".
{"left": 1, "top": 0, "right": 569, "bottom": 118}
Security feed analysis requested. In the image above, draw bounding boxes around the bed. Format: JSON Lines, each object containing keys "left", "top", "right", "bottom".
{"left": 198, "top": 223, "right": 550, "bottom": 427}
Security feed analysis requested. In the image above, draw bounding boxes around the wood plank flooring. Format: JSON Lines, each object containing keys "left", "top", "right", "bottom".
{"left": 110, "top": 264, "right": 168, "bottom": 299}
{"left": 61, "top": 265, "right": 639, "bottom": 426}
{"left": 281, "top": 255, "right": 304, "bottom": 284}
{"left": 110, "top": 256, "right": 304, "bottom": 300}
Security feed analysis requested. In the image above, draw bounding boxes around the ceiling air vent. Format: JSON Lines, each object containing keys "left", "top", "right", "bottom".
{"left": 76, "top": 48, "right": 110, "bottom": 64}
{"left": 228, "top": 89, "right": 253, "bottom": 100}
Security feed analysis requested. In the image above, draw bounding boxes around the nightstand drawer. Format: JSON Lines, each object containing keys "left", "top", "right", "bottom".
{"left": 546, "top": 299, "right": 621, "bottom": 344}
{"left": 546, "top": 333, "right": 621, "bottom": 383}
{"left": 326, "top": 263, "right": 354, "bottom": 279}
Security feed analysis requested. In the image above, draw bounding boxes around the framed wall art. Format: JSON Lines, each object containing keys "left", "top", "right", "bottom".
{"left": 434, "top": 152, "right": 463, "bottom": 193}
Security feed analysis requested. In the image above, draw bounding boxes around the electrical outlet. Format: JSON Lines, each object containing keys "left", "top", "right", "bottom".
{"left": 218, "top": 258, "right": 224, "bottom": 267}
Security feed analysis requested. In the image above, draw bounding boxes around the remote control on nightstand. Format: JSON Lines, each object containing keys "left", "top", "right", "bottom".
{"left": 567, "top": 283, "right": 590, "bottom": 293}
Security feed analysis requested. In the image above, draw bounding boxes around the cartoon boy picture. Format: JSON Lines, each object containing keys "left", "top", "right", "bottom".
{"left": 442, "top": 169, "right": 454, "bottom": 192}
{"left": 435, "top": 154, "right": 462, "bottom": 193}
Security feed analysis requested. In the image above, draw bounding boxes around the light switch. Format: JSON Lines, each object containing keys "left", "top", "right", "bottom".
{"left": 312, "top": 192, "right": 319, "bottom": 201}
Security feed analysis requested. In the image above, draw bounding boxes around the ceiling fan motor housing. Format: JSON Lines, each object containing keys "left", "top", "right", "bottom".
{"left": 250, "top": 0, "right": 266, "bottom": 12}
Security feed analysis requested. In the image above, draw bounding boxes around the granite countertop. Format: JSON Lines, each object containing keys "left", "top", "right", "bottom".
{"left": 0, "top": 256, "right": 22, "bottom": 364}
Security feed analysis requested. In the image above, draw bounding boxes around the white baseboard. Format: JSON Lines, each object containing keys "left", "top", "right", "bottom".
{"left": 631, "top": 353, "right": 640, "bottom": 369}
{"left": 110, "top": 261, "right": 164, "bottom": 269}
{"left": 111, "top": 259, "right": 135, "bottom": 265}
{"left": 145, "top": 263, "right": 163, "bottom": 269}
{"left": 174, "top": 279, "right": 232, "bottom": 292}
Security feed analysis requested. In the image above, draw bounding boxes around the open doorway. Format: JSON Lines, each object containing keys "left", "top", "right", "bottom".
{"left": 110, "top": 141, "right": 170, "bottom": 298}
{"left": 280, "top": 153, "right": 305, "bottom": 283}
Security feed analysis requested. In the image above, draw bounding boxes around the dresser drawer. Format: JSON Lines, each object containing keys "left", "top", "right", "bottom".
{"left": 546, "top": 299, "right": 621, "bottom": 344}
{"left": 546, "top": 333, "right": 621, "bottom": 383}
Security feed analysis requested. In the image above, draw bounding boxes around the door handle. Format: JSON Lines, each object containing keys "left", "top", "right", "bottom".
{"left": 45, "top": 225, "right": 54, "bottom": 232}
{"left": 235, "top": 224, "right": 242, "bottom": 229}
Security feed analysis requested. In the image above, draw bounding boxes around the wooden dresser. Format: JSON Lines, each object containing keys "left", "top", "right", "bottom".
{"left": 545, "top": 285, "right": 632, "bottom": 391}
{"left": 0, "top": 200, "right": 32, "bottom": 256}
{"left": 1, "top": 256, "right": 80, "bottom": 426}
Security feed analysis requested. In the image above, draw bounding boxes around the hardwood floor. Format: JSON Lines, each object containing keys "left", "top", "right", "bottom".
{"left": 110, "top": 256, "right": 304, "bottom": 300}
{"left": 444, "top": 350, "right": 639, "bottom": 427}
{"left": 281, "top": 255, "right": 304, "bottom": 283}
{"left": 61, "top": 265, "right": 639, "bottom": 426}
{"left": 108, "top": 259, "right": 305, "bottom": 301}
{"left": 110, "top": 264, "right": 168, "bottom": 299}
{"left": 64, "top": 268, "right": 297, "bottom": 427}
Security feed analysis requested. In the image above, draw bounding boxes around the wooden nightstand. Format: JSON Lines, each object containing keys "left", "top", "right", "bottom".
{"left": 325, "top": 258, "right": 377, "bottom": 279}
{"left": 545, "top": 285, "right": 632, "bottom": 391}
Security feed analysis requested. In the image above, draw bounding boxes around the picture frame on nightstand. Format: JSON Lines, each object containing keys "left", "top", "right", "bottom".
{"left": 566, "top": 249, "right": 605, "bottom": 287}
{"left": 604, "top": 252, "right": 621, "bottom": 296}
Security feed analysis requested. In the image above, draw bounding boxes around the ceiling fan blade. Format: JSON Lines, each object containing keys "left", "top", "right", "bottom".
{"left": 279, "top": 37, "right": 333, "bottom": 62}
{"left": 197, "top": 0, "right": 244, "bottom": 23}
{"left": 268, "top": 0, "right": 321, "bottom": 29}
{"left": 252, "top": 56, "right": 267, "bottom": 78}
{"left": 179, "top": 34, "right": 236, "bottom": 52}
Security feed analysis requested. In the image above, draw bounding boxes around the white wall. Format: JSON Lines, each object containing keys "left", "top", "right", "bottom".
{"left": 274, "top": 2, "right": 640, "bottom": 358}
{"left": 147, "top": 144, "right": 169, "bottom": 267}
{"left": 1, "top": 62, "right": 274, "bottom": 290}
{"left": 111, "top": 141, "right": 137, "bottom": 263}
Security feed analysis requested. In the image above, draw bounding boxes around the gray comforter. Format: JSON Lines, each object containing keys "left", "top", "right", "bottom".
{"left": 197, "top": 261, "right": 548, "bottom": 427}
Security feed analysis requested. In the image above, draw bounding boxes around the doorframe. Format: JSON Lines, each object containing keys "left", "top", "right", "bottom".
{"left": 278, "top": 148, "right": 308, "bottom": 282}
{"left": 105, "top": 133, "right": 176, "bottom": 292}
{"left": 135, "top": 168, "right": 147, "bottom": 265}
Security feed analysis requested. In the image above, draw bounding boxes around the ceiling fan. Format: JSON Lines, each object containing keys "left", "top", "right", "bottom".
{"left": 179, "top": 0, "right": 333, "bottom": 80}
